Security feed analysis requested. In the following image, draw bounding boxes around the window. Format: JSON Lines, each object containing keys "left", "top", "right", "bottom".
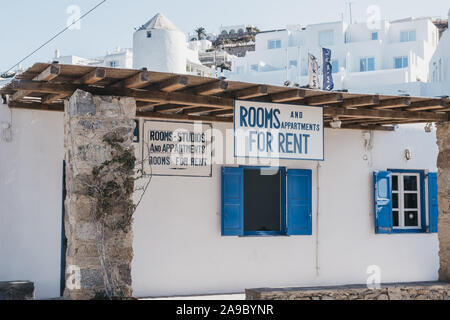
{"left": 394, "top": 56, "right": 409, "bottom": 69}
{"left": 319, "top": 30, "right": 334, "bottom": 46}
{"left": 331, "top": 60, "right": 339, "bottom": 73}
{"left": 267, "top": 39, "right": 282, "bottom": 49}
{"left": 147, "top": 31, "right": 152, "bottom": 38}
{"left": 360, "top": 57, "right": 375, "bottom": 72}
{"left": 222, "top": 167, "right": 312, "bottom": 236}
{"left": 373, "top": 170, "right": 439, "bottom": 234}
{"left": 400, "top": 30, "right": 416, "bottom": 42}
{"left": 289, "top": 60, "right": 298, "bottom": 68}
{"left": 371, "top": 32, "right": 378, "bottom": 40}
{"left": 250, "top": 64, "right": 259, "bottom": 72}
{"left": 109, "top": 61, "right": 117, "bottom": 68}
{"left": 236, "top": 66, "right": 245, "bottom": 74}
{"left": 392, "top": 173, "right": 421, "bottom": 229}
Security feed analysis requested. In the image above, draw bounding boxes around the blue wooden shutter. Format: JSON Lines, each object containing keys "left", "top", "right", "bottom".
{"left": 287, "top": 169, "right": 312, "bottom": 235}
{"left": 428, "top": 172, "right": 439, "bottom": 233}
{"left": 221, "top": 167, "right": 244, "bottom": 236}
{"left": 373, "top": 171, "right": 393, "bottom": 234}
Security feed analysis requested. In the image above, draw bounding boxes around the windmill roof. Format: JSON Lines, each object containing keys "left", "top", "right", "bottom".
{"left": 141, "top": 13, "right": 182, "bottom": 32}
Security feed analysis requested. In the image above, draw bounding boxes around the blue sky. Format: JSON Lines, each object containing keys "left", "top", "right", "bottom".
{"left": 0, "top": 0, "right": 449, "bottom": 73}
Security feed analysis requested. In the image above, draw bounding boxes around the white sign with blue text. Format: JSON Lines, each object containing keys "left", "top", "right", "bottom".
{"left": 234, "top": 100, "right": 324, "bottom": 161}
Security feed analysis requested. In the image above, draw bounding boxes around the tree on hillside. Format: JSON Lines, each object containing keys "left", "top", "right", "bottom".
{"left": 195, "top": 27, "right": 206, "bottom": 40}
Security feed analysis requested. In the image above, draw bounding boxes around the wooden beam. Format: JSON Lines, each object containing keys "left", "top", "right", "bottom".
{"left": 327, "top": 123, "right": 396, "bottom": 131}
{"left": 11, "top": 90, "right": 30, "bottom": 101}
{"left": 208, "top": 109, "right": 234, "bottom": 117}
{"left": 10, "top": 80, "right": 235, "bottom": 109}
{"left": 270, "top": 89, "right": 305, "bottom": 103}
{"left": 372, "top": 97, "right": 411, "bottom": 110}
{"left": 306, "top": 93, "right": 343, "bottom": 105}
{"left": 41, "top": 93, "right": 67, "bottom": 104}
{"left": 183, "top": 107, "right": 216, "bottom": 115}
{"left": 153, "top": 104, "right": 186, "bottom": 112}
{"left": 33, "top": 64, "right": 60, "bottom": 82}
{"left": 193, "top": 80, "right": 229, "bottom": 96}
{"left": 8, "top": 101, "right": 64, "bottom": 112}
{"left": 405, "top": 99, "right": 447, "bottom": 111}
{"left": 157, "top": 76, "right": 189, "bottom": 92}
{"left": 75, "top": 68, "right": 106, "bottom": 85}
{"left": 137, "top": 111, "right": 233, "bottom": 123}
{"left": 118, "top": 71, "right": 151, "bottom": 89}
{"left": 12, "top": 65, "right": 62, "bottom": 101}
{"left": 342, "top": 95, "right": 379, "bottom": 108}
{"left": 324, "top": 105, "right": 447, "bottom": 122}
{"left": 234, "top": 85, "right": 268, "bottom": 99}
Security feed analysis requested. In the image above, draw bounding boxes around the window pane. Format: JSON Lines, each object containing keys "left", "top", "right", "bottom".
{"left": 409, "top": 31, "right": 416, "bottom": 41}
{"left": 393, "top": 211, "right": 399, "bottom": 227}
{"left": 360, "top": 58, "right": 366, "bottom": 72}
{"left": 405, "top": 211, "right": 419, "bottom": 227}
{"left": 368, "top": 58, "right": 375, "bottom": 71}
{"left": 392, "top": 193, "right": 399, "bottom": 209}
{"left": 392, "top": 175, "right": 398, "bottom": 191}
{"left": 401, "top": 31, "right": 408, "bottom": 42}
{"left": 403, "top": 175, "right": 418, "bottom": 191}
{"left": 404, "top": 193, "right": 418, "bottom": 209}
{"left": 331, "top": 60, "right": 339, "bottom": 73}
{"left": 403, "top": 57, "right": 409, "bottom": 68}
{"left": 394, "top": 58, "right": 402, "bottom": 69}
{"left": 244, "top": 169, "right": 281, "bottom": 232}
{"left": 276, "top": 40, "right": 282, "bottom": 48}
{"left": 372, "top": 32, "right": 378, "bottom": 40}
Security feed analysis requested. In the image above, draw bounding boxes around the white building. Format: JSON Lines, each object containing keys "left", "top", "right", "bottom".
{"left": 54, "top": 47, "right": 133, "bottom": 69}
{"left": 0, "top": 73, "right": 443, "bottom": 299}
{"left": 50, "top": 14, "right": 214, "bottom": 77}
{"left": 427, "top": 10, "right": 450, "bottom": 97}
{"left": 227, "top": 16, "right": 444, "bottom": 96}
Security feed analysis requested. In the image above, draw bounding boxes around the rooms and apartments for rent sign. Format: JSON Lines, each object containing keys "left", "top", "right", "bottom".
{"left": 234, "top": 100, "right": 324, "bottom": 161}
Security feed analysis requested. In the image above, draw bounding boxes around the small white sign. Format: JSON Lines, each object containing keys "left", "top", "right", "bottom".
{"left": 234, "top": 100, "right": 324, "bottom": 161}
{"left": 142, "top": 120, "right": 212, "bottom": 177}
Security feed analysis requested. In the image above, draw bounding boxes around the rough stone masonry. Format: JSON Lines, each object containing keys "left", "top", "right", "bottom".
{"left": 437, "top": 121, "right": 450, "bottom": 282}
{"left": 64, "top": 90, "right": 136, "bottom": 299}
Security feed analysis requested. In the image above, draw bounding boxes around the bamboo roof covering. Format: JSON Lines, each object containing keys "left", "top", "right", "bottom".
{"left": 1, "top": 62, "right": 449, "bottom": 131}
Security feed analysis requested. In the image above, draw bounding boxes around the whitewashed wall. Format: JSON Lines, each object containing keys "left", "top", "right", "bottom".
{"left": 0, "top": 103, "right": 440, "bottom": 299}
{"left": 0, "top": 105, "right": 64, "bottom": 299}
{"left": 132, "top": 121, "right": 439, "bottom": 298}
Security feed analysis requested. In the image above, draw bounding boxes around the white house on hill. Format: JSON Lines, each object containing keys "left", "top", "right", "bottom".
{"left": 226, "top": 15, "right": 446, "bottom": 96}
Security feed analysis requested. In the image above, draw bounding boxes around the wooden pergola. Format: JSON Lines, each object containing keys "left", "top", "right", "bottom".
{"left": 1, "top": 62, "right": 450, "bottom": 131}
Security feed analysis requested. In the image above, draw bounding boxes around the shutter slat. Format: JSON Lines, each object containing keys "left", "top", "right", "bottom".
{"left": 221, "top": 167, "right": 244, "bottom": 236}
{"left": 287, "top": 169, "right": 312, "bottom": 236}
{"left": 373, "top": 171, "right": 393, "bottom": 234}
{"left": 428, "top": 172, "right": 439, "bottom": 233}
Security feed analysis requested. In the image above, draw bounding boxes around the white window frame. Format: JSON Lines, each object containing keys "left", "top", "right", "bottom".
{"left": 400, "top": 30, "right": 416, "bottom": 42}
{"left": 392, "top": 172, "right": 422, "bottom": 230}
{"left": 360, "top": 57, "right": 375, "bottom": 72}
{"left": 267, "top": 39, "right": 282, "bottom": 50}
{"left": 394, "top": 56, "right": 408, "bottom": 69}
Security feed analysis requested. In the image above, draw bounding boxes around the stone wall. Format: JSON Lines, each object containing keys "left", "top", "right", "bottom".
{"left": 64, "top": 90, "right": 136, "bottom": 300}
{"left": 246, "top": 282, "right": 450, "bottom": 300}
{"left": 437, "top": 121, "right": 450, "bottom": 282}
{"left": 0, "top": 281, "right": 34, "bottom": 300}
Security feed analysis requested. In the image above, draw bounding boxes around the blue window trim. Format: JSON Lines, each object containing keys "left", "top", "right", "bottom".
{"left": 388, "top": 169, "right": 426, "bottom": 234}
{"left": 239, "top": 166, "right": 288, "bottom": 237}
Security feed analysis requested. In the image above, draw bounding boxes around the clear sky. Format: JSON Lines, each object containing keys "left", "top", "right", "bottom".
{"left": 0, "top": 0, "right": 449, "bottom": 73}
